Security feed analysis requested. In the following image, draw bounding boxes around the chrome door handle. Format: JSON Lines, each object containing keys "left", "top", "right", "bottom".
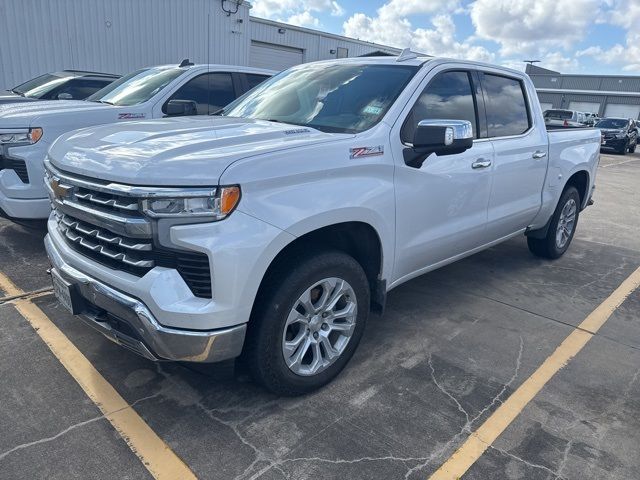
{"left": 532, "top": 150, "right": 547, "bottom": 159}
{"left": 471, "top": 159, "right": 492, "bottom": 169}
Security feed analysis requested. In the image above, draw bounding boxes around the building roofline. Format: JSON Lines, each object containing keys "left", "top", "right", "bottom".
{"left": 537, "top": 88, "right": 640, "bottom": 97}
{"left": 248, "top": 16, "right": 401, "bottom": 54}
{"left": 530, "top": 72, "right": 640, "bottom": 80}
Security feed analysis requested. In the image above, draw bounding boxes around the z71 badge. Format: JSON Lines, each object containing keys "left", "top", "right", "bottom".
{"left": 349, "top": 145, "right": 384, "bottom": 159}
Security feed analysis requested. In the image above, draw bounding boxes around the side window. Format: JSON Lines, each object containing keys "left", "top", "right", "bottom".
{"left": 401, "top": 71, "right": 478, "bottom": 144}
{"left": 482, "top": 74, "right": 531, "bottom": 137}
{"left": 45, "top": 79, "right": 111, "bottom": 100}
{"left": 164, "top": 73, "right": 235, "bottom": 115}
{"left": 245, "top": 74, "right": 270, "bottom": 92}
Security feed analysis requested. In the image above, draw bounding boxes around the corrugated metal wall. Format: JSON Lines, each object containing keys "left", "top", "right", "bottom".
{"left": 249, "top": 18, "right": 397, "bottom": 64}
{"left": 0, "top": 1, "right": 398, "bottom": 89}
{"left": 0, "top": 0, "right": 254, "bottom": 88}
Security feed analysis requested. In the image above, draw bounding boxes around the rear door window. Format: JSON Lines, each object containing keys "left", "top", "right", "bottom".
{"left": 482, "top": 74, "right": 531, "bottom": 137}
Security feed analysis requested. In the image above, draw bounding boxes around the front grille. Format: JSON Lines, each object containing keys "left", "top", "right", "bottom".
{"left": 0, "top": 155, "right": 29, "bottom": 183}
{"left": 47, "top": 167, "right": 212, "bottom": 299}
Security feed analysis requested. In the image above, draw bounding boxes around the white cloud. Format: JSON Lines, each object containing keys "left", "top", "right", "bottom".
{"left": 577, "top": 32, "right": 640, "bottom": 73}
{"left": 251, "top": 0, "right": 344, "bottom": 20}
{"left": 470, "top": 0, "right": 600, "bottom": 57}
{"left": 343, "top": 3, "right": 493, "bottom": 62}
{"left": 575, "top": 1, "right": 640, "bottom": 73}
{"left": 286, "top": 11, "right": 321, "bottom": 28}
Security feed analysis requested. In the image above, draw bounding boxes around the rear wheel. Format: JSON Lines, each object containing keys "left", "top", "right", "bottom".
{"left": 527, "top": 186, "right": 580, "bottom": 259}
{"left": 243, "top": 251, "right": 370, "bottom": 396}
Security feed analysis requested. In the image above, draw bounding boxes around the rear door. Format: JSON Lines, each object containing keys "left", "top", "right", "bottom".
{"left": 391, "top": 67, "right": 495, "bottom": 283}
{"left": 480, "top": 71, "right": 549, "bottom": 238}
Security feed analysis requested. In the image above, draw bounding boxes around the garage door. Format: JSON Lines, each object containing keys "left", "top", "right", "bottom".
{"left": 604, "top": 104, "right": 640, "bottom": 120}
{"left": 539, "top": 103, "right": 553, "bottom": 113}
{"left": 250, "top": 41, "right": 303, "bottom": 71}
{"left": 569, "top": 101, "right": 600, "bottom": 114}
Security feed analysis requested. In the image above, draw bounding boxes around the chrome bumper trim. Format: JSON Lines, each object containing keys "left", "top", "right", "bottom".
{"left": 45, "top": 234, "right": 246, "bottom": 363}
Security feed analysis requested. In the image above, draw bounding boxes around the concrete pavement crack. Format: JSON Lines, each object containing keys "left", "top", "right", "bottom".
{"left": 0, "top": 392, "right": 161, "bottom": 463}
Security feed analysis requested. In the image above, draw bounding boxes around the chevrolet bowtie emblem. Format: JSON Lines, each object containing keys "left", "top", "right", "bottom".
{"left": 50, "top": 177, "right": 72, "bottom": 200}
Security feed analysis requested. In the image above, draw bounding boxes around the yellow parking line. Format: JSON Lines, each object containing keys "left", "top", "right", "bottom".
{"left": 429, "top": 266, "right": 640, "bottom": 480}
{"left": 0, "top": 271, "right": 197, "bottom": 480}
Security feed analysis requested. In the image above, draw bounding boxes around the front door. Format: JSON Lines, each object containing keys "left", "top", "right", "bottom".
{"left": 390, "top": 68, "right": 494, "bottom": 285}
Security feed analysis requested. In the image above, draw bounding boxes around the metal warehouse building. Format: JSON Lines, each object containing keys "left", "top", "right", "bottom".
{"left": 527, "top": 64, "right": 640, "bottom": 120}
{"left": 0, "top": 0, "right": 399, "bottom": 89}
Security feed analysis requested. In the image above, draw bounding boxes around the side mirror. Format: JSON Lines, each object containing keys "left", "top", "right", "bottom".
{"left": 404, "top": 119, "right": 474, "bottom": 168}
{"left": 57, "top": 92, "right": 73, "bottom": 100}
{"left": 165, "top": 99, "right": 198, "bottom": 117}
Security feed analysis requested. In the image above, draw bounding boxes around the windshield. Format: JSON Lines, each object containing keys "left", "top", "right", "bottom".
{"left": 12, "top": 73, "right": 70, "bottom": 98}
{"left": 596, "top": 119, "right": 628, "bottom": 129}
{"left": 87, "top": 67, "right": 185, "bottom": 106}
{"left": 222, "top": 63, "right": 419, "bottom": 134}
{"left": 544, "top": 110, "right": 573, "bottom": 120}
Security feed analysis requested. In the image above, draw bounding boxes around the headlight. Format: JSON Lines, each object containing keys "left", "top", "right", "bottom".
{"left": 615, "top": 133, "right": 627, "bottom": 139}
{"left": 142, "top": 186, "right": 241, "bottom": 219}
{"left": 0, "top": 127, "right": 43, "bottom": 145}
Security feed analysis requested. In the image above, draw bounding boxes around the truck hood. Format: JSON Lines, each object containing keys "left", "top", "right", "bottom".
{"left": 48, "top": 116, "right": 344, "bottom": 186}
{"left": 0, "top": 99, "right": 108, "bottom": 125}
{"left": 0, "top": 91, "right": 38, "bottom": 105}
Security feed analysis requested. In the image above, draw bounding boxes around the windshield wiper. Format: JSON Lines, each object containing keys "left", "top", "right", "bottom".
{"left": 91, "top": 99, "right": 114, "bottom": 105}
{"left": 11, "top": 89, "right": 25, "bottom": 97}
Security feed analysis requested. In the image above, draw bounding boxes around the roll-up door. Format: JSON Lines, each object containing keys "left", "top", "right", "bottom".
{"left": 250, "top": 41, "right": 303, "bottom": 71}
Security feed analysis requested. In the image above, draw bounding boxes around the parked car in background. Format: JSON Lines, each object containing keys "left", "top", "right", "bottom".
{"left": 0, "top": 70, "right": 120, "bottom": 105}
{"left": 0, "top": 61, "right": 274, "bottom": 222}
{"left": 596, "top": 117, "right": 638, "bottom": 154}
{"left": 584, "top": 112, "right": 600, "bottom": 126}
{"left": 544, "top": 109, "right": 588, "bottom": 127}
{"left": 44, "top": 55, "right": 600, "bottom": 395}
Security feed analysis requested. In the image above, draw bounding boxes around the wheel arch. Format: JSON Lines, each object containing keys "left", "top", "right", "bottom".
{"left": 252, "top": 221, "right": 386, "bottom": 318}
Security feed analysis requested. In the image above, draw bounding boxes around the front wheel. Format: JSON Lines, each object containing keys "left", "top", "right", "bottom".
{"left": 243, "top": 251, "right": 370, "bottom": 396}
{"left": 527, "top": 186, "right": 580, "bottom": 259}
{"left": 629, "top": 142, "right": 636, "bottom": 153}
{"left": 618, "top": 141, "right": 628, "bottom": 155}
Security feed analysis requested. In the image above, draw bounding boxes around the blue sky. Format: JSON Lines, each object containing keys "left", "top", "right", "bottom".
{"left": 250, "top": 0, "right": 640, "bottom": 75}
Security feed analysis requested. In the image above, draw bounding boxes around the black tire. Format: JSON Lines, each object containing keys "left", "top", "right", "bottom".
{"left": 243, "top": 250, "right": 370, "bottom": 396}
{"left": 527, "top": 186, "right": 580, "bottom": 259}
{"left": 618, "top": 141, "right": 628, "bottom": 155}
{"left": 629, "top": 142, "right": 636, "bottom": 153}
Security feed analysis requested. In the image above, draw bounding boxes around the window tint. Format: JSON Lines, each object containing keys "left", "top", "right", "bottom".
{"left": 165, "top": 73, "right": 235, "bottom": 115}
{"left": 482, "top": 74, "right": 530, "bottom": 137}
{"left": 401, "top": 71, "right": 477, "bottom": 143}
{"left": 88, "top": 67, "right": 185, "bottom": 106}
{"left": 13, "top": 73, "right": 69, "bottom": 98}
{"left": 245, "top": 74, "right": 270, "bottom": 91}
{"left": 45, "top": 78, "right": 113, "bottom": 100}
{"left": 544, "top": 110, "right": 573, "bottom": 120}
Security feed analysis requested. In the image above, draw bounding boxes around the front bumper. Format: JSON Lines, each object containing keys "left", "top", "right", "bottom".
{"left": 45, "top": 234, "right": 246, "bottom": 363}
{"left": 0, "top": 143, "right": 51, "bottom": 219}
{"left": 600, "top": 138, "right": 628, "bottom": 150}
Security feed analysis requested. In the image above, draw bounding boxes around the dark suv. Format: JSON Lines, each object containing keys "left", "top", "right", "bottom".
{"left": 0, "top": 70, "right": 120, "bottom": 105}
{"left": 596, "top": 117, "right": 638, "bottom": 154}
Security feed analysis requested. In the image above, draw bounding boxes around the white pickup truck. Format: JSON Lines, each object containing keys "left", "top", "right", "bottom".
{"left": 44, "top": 55, "right": 600, "bottom": 395}
{"left": 0, "top": 61, "right": 273, "bottom": 221}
